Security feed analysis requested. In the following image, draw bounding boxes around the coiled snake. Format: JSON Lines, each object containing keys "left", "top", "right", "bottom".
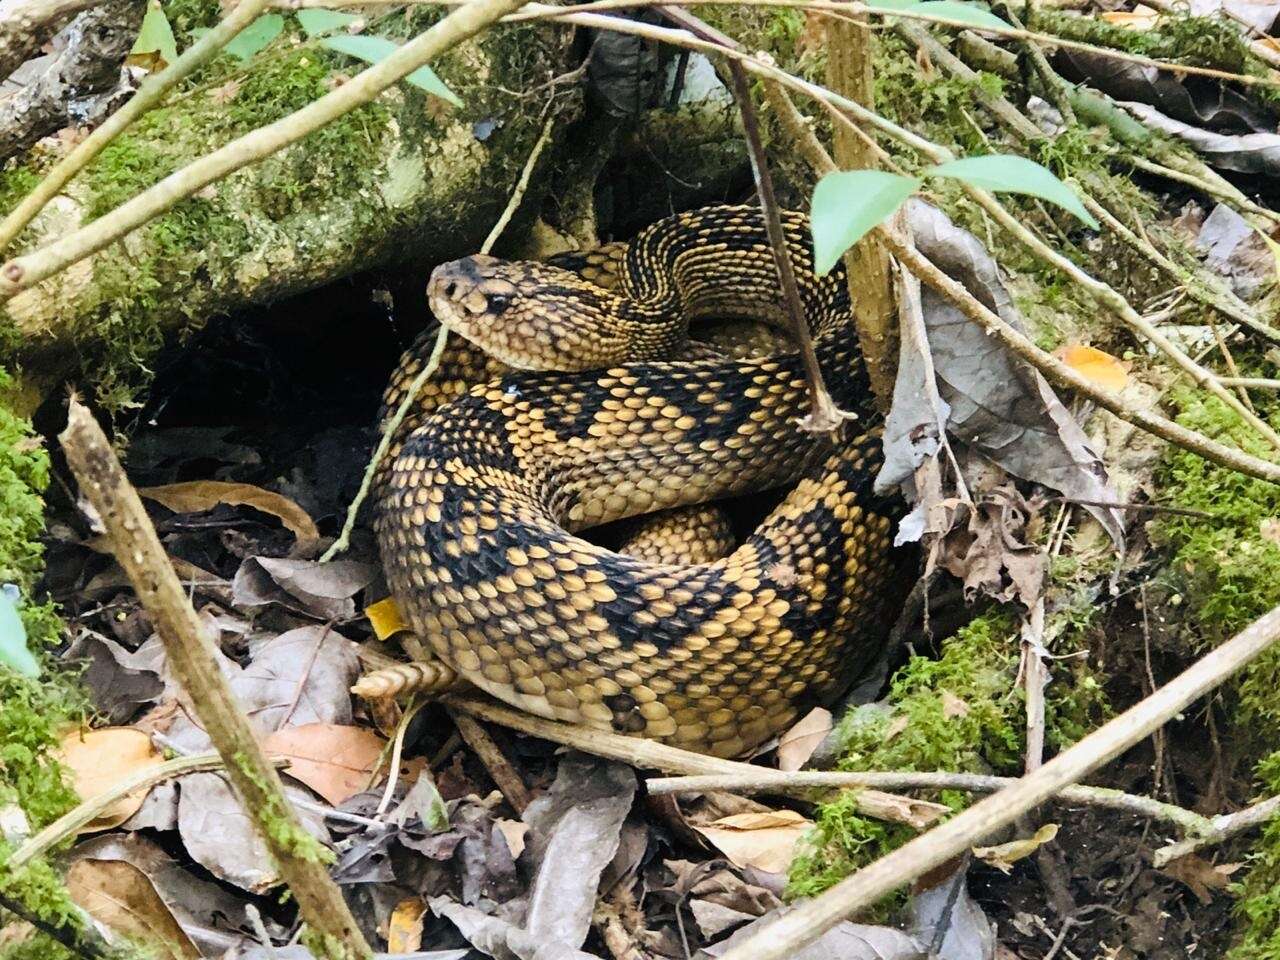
{"left": 372, "top": 205, "right": 909, "bottom": 758}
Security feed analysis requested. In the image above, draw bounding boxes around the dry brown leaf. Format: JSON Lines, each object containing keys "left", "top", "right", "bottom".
{"left": 884, "top": 714, "right": 910, "bottom": 741}
{"left": 941, "top": 691, "right": 969, "bottom": 719}
{"left": 261, "top": 723, "right": 386, "bottom": 804}
{"left": 66, "top": 859, "right": 199, "bottom": 960}
{"left": 138, "top": 480, "right": 319, "bottom": 544}
{"left": 1160, "top": 854, "right": 1242, "bottom": 904}
{"left": 495, "top": 818, "right": 530, "bottom": 860}
{"left": 59, "top": 727, "right": 164, "bottom": 832}
{"left": 387, "top": 897, "right": 427, "bottom": 952}
{"left": 694, "top": 809, "right": 812, "bottom": 874}
{"left": 1260, "top": 517, "right": 1280, "bottom": 544}
{"left": 209, "top": 79, "right": 241, "bottom": 105}
{"left": 973, "top": 823, "right": 1058, "bottom": 873}
{"left": 1053, "top": 344, "right": 1130, "bottom": 391}
{"left": 776, "top": 708, "right": 832, "bottom": 772}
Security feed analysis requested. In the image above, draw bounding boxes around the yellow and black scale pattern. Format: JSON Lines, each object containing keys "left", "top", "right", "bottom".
{"left": 374, "top": 206, "right": 911, "bottom": 758}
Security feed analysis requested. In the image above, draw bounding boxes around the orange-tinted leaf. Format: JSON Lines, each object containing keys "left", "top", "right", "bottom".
{"left": 1054, "top": 344, "right": 1130, "bottom": 391}
{"left": 59, "top": 728, "right": 164, "bottom": 832}
{"left": 67, "top": 859, "right": 199, "bottom": 960}
{"left": 387, "top": 897, "right": 427, "bottom": 952}
{"left": 365, "top": 596, "right": 409, "bottom": 641}
{"left": 261, "top": 723, "right": 386, "bottom": 804}
{"left": 1099, "top": 8, "right": 1159, "bottom": 28}
{"left": 138, "top": 481, "right": 319, "bottom": 544}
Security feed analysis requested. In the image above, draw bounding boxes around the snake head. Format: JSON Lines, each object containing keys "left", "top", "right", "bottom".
{"left": 428, "top": 255, "right": 665, "bottom": 371}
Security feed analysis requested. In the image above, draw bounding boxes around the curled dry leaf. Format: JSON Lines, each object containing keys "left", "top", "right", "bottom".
{"left": 138, "top": 480, "right": 319, "bottom": 544}
{"left": 388, "top": 897, "right": 428, "bottom": 952}
{"left": 59, "top": 727, "right": 164, "bottom": 831}
{"left": 973, "top": 823, "right": 1059, "bottom": 874}
{"left": 776, "top": 708, "right": 833, "bottom": 772}
{"left": 1053, "top": 344, "right": 1130, "bottom": 392}
{"left": 693, "top": 809, "right": 813, "bottom": 874}
{"left": 66, "top": 859, "right": 200, "bottom": 960}
{"left": 260, "top": 722, "right": 388, "bottom": 805}
{"left": 1160, "top": 854, "right": 1243, "bottom": 904}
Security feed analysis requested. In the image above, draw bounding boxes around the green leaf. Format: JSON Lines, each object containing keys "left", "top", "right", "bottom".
{"left": 926, "top": 155, "right": 1100, "bottom": 228}
{"left": 296, "top": 8, "right": 360, "bottom": 37}
{"left": 0, "top": 591, "right": 39, "bottom": 679}
{"left": 810, "top": 170, "right": 921, "bottom": 276}
{"left": 863, "top": 0, "right": 918, "bottom": 9}
{"left": 223, "top": 14, "right": 284, "bottom": 61}
{"left": 902, "top": 0, "right": 1009, "bottom": 29}
{"left": 320, "top": 35, "right": 462, "bottom": 106}
{"left": 130, "top": 5, "right": 179, "bottom": 66}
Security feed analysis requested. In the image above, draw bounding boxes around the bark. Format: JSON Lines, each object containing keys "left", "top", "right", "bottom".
{"left": 0, "top": 0, "right": 101, "bottom": 81}
{"left": 0, "top": 0, "right": 144, "bottom": 162}
{"left": 0, "top": 18, "right": 575, "bottom": 414}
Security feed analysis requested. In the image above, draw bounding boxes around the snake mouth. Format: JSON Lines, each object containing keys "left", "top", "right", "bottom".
{"left": 427, "top": 256, "right": 634, "bottom": 372}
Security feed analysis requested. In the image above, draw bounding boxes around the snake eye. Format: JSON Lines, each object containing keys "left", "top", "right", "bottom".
{"left": 486, "top": 292, "right": 512, "bottom": 313}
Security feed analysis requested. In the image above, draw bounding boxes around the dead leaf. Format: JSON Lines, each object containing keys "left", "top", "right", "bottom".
{"left": 232, "top": 557, "right": 375, "bottom": 620}
{"left": 261, "top": 723, "right": 387, "bottom": 804}
{"left": 1054, "top": 344, "right": 1130, "bottom": 391}
{"left": 138, "top": 480, "right": 319, "bottom": 544}
{"left": 67, "top": 859, "right": 199, "bottom": 960}
{"left": 59, "top": 727, "right": 164, "bottom": 831}
{"left": 1099, "top": 7, "right": 1160, "bottom": 28}
{"left": 776, "top": 708, "right": 832, "bottom": 772}
{"left": 366, "top": 596, "right": 409, "bottom": 640}
{"left": 496, "top": 818, "right": 530, "bottom": 859}
{"left": 973, "top": 823, "right": 1059, "bottom": 873}
{"left": 209, "top": 78, "right": 241, "bottom": 105}
{"left": 884, "top": 714, "right": 910, "bottom": 741}
{"left": 387, "top": 897, "right": 428, "bottom": 952}
{"left": 1160, "top": 854, "right": 1242, "bottom": 904}
{"left": 705, "top": 904, "right": 924, "bottom": 959}
{"left": 694, "top": 809, "right": 812, "bottom": 874}
{"left": 941, "top": 691, "right": 970, "bottom": 719}
{"left": 1261, "top": 518, "right": 1280, "bottom": 544}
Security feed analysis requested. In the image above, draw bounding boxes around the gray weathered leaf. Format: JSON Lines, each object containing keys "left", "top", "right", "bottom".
{"left": 909, "top": 865, "right": 995, "bottom": 960}
{"left": 700, "top": 904, "right": 924, "bottom": 959}
{"left": 65, "top": 631, "right": 164, "bottom": 722}
{"left": 232, "top": 556, "right": 375, "bottom": 620}
{"left": 1121, "top": 101, "right": 1280, "bottom": 177}
{"left": 879, "top": 200, "right": 1124, "bottom": 548}
{"left": 176, "top": 773, "right": 329, "bottom": 892}
{"left": 233, "top": 625, "right": 360, "bottom": 731}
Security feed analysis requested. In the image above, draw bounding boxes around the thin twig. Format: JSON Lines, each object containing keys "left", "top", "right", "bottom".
{"left": 1153, "top": 793, "right": 1280, "bottom": 867}
{"left": 447, "top": 696, "right": 946, "bottom": 827}
{"left": 0, "top": 0, "right": 530, "bottom": 299}
{"left": 0, "top": 891, "right": 110, "bottom": 960}
{"left": 59, "top": 397, "right": 371, "bottom": 959}
{"left": 0, "top": 0, "right": 275, "bottom": 253}
{"left": 714, "top": 605, "right": 1280, "bottom": 960}
{"left": 765, "top": 84, "right": 1280, "bottom": 484}
{"left": 448, "top": 709, "right": 533, "bottom": 813}
{"left": 645, "top": 771, "right": 1214, "bottom": 834}
{"left": 322, "top": 110, "right": 555, "bottom": 561}
{"left": 726, "top": 59, "right": 850, "bottom": 432}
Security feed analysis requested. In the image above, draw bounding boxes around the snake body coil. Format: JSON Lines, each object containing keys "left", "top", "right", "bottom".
{"left": 375, "top": 206, "right": 908, "bottom": 757}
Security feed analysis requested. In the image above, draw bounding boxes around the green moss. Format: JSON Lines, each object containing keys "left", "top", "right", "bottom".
{"left": 787, "top": 611, "right": 1105, "bottom": 902}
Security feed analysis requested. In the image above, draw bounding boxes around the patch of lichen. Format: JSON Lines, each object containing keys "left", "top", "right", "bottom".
{"left": 787, "top": 610, "right": 1106, "bottom": 902}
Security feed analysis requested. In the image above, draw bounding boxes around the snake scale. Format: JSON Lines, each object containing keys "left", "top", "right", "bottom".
{"left": 372, "top": 205, "right": 910, "bottom": 758}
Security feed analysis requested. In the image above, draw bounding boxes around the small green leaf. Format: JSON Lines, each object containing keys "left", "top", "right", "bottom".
{"left": 810, "top": 170, "right": 921, "bottom": 276}
{"left": 0, "top": 591, "right": 39, "bottom": 679}
{"left": 903, "top": 0, "right": 1009, "bottom": 29}
{"left": 223, "top": 14, "right": 284, "bottom": 61}
{"left": 926, "top": 155, "right": 1100, "bottom": 228}
{"left": 130, "top": 5, "right": 179, "bottom": 66}
{"left": 296, "top": 8, "right": 360, "bottom": 37}
{"left": 320, "top": 35, "right": 462, "bottom": 106}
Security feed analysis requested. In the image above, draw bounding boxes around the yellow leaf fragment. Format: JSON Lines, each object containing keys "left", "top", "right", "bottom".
{"left": 1054, "top": 344, "right": 1130, "bottom": 391}
{"left": 387, "top": 897, "right": 427, "bottom": 952}
{"left": 366, "top": 596, "right": 410, "bottom": 641}
{"left": 973, "top": 822, "right": 1059, "bottom": 873}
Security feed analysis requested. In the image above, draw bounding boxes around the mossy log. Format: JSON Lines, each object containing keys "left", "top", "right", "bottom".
{"left": 0, "top": 11, "right": 575, "bottom": 415}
